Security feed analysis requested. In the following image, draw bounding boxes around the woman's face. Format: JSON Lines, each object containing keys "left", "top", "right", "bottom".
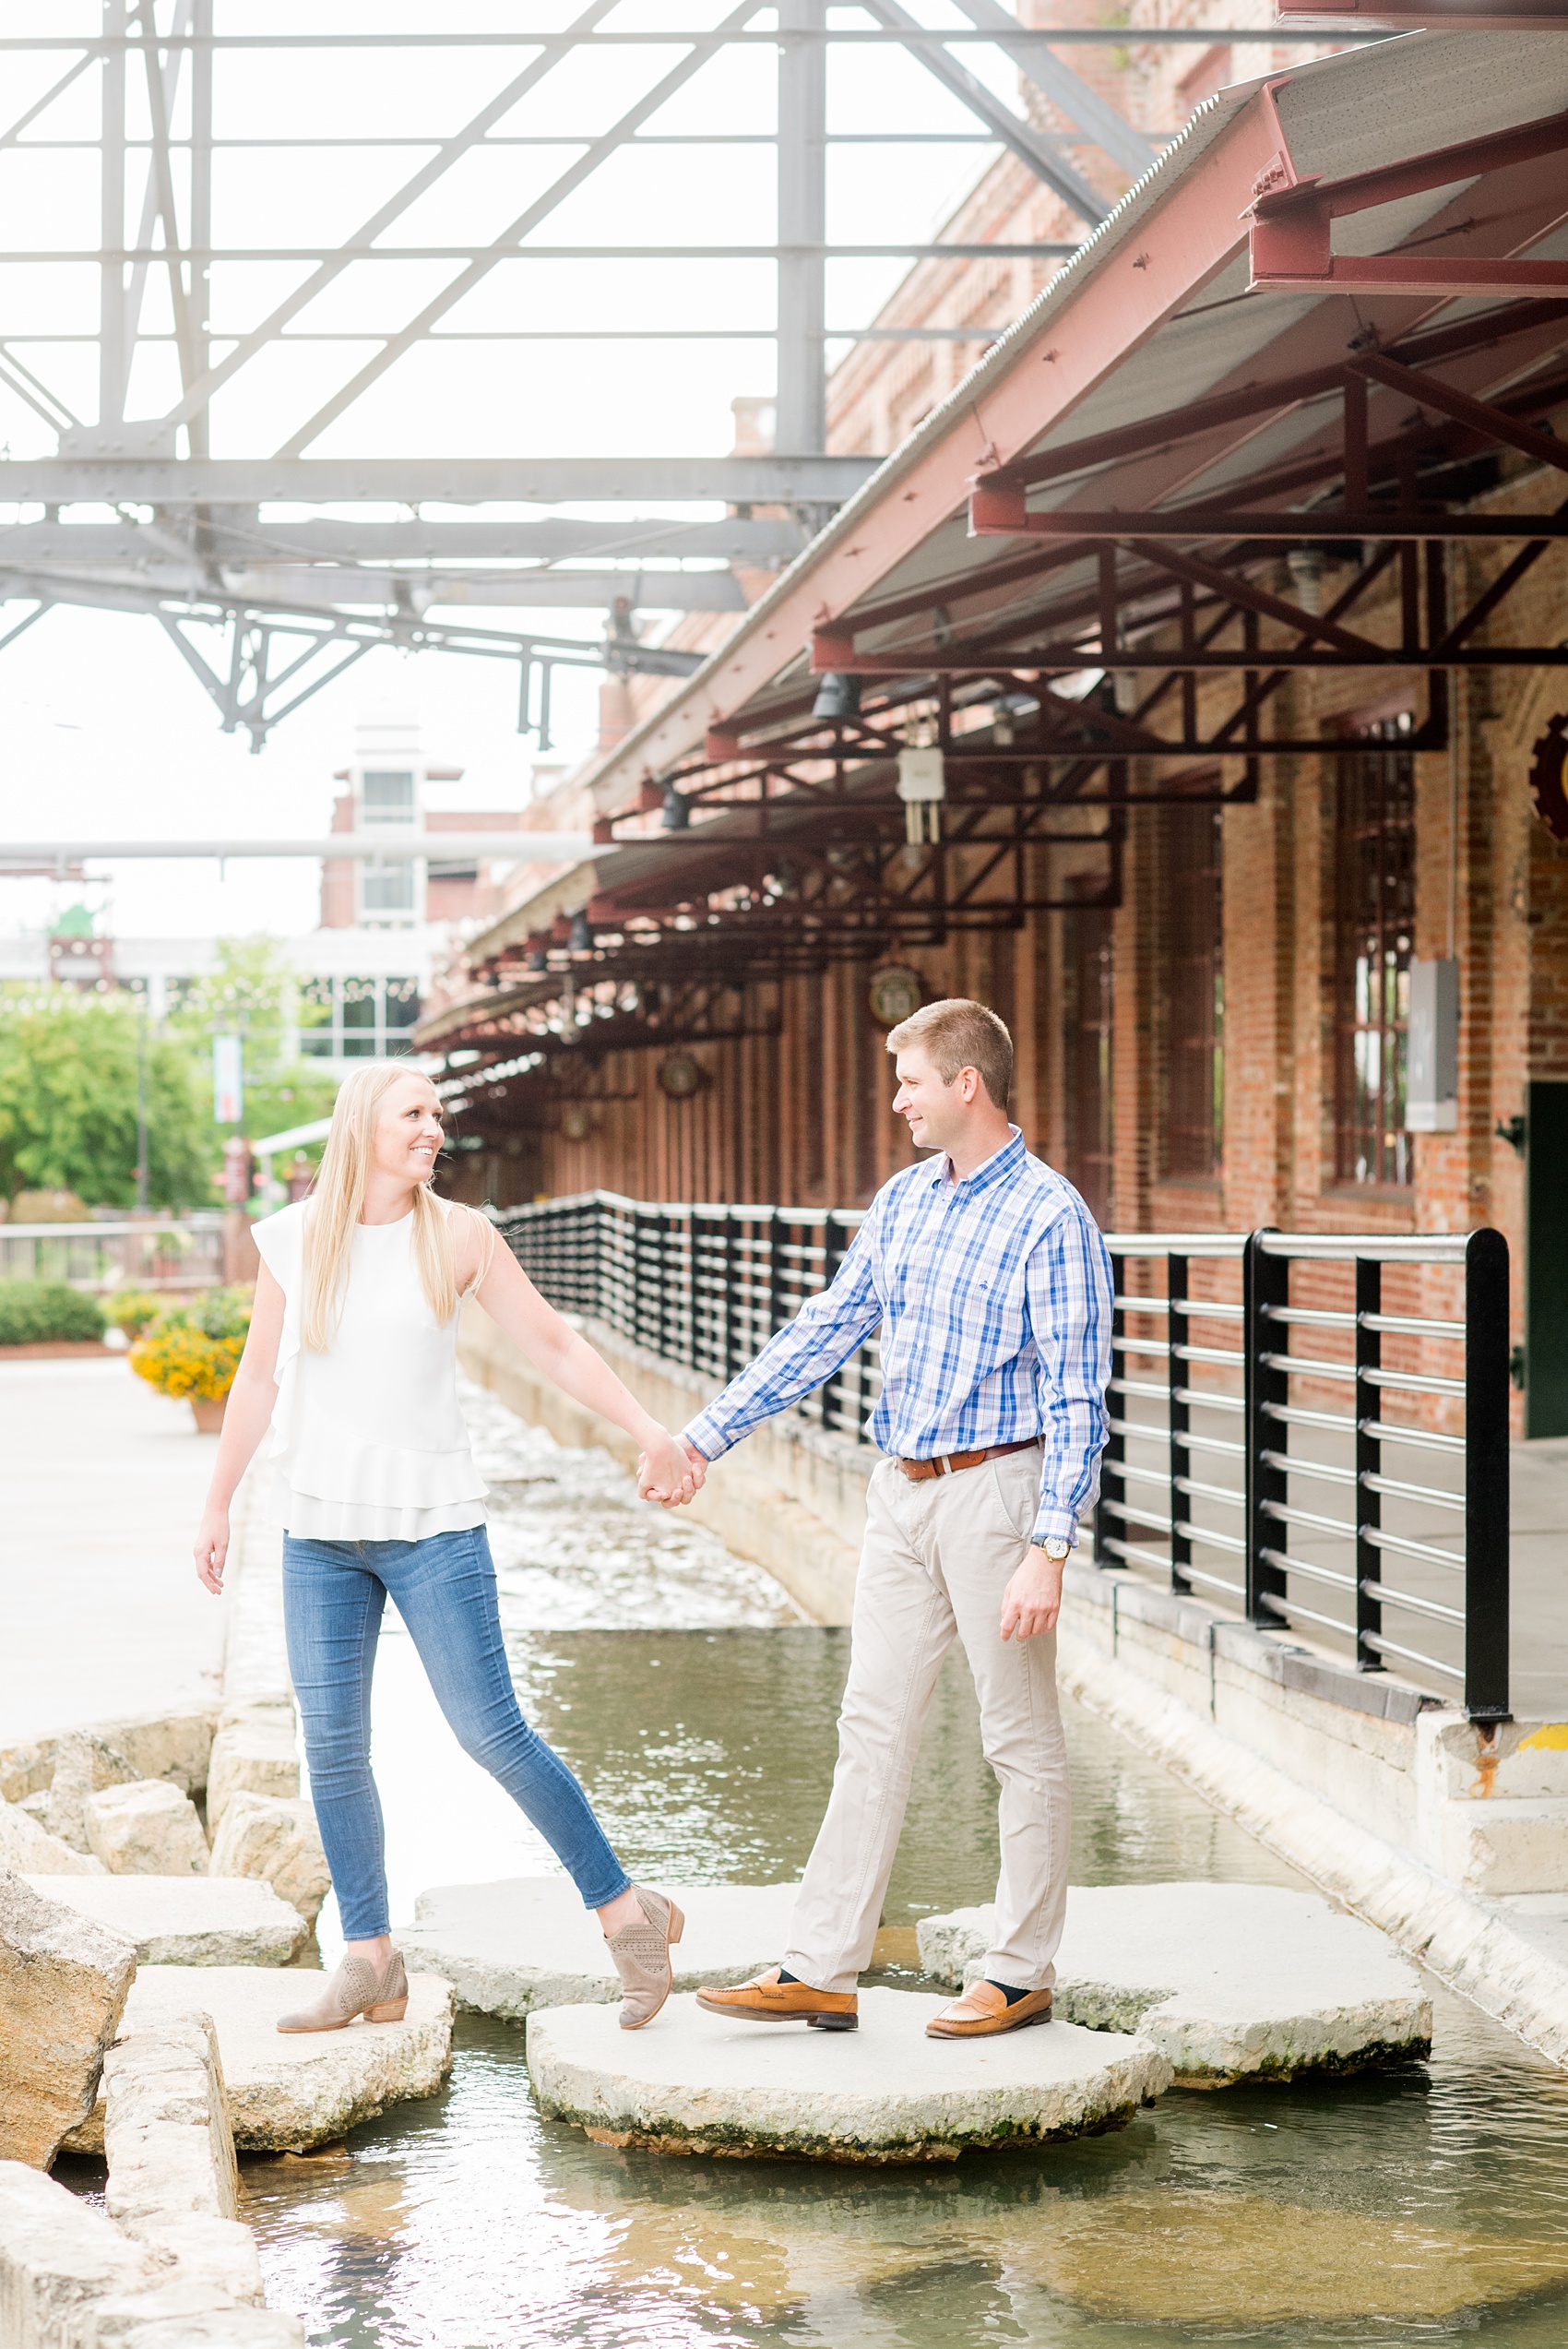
{"left": 371, "top": 1073, "right": 445, "bottom": 1187}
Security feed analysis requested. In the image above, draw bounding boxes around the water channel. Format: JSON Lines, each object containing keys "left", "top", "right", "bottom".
{"left": 151, "top": 1390, "right": 1568, "bottom": 2342}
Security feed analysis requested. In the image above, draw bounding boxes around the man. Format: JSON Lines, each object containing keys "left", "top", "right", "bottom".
{"left": 679, "top": 997, "right": 1111, "bottom": 2040}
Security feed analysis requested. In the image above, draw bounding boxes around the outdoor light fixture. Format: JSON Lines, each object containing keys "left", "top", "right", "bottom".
{"left": 1287, "top": 548, "right": 1325, "bottom": 616}
{"left": 1111, "top": 670, "right": 1141, "bottom": 715}
{"left": 568, "top": 911, "right": 592, "bottom": 952}
{"left": 897, "top": 740, "right": 946, "bottom": 845}
{"left": 812, "top": 671, "right": 861, "bottom": 721}
{"left": 660, "top": 781, "right": 690, "bottom": 829}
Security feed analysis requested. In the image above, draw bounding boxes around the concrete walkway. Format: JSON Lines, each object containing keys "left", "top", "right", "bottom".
{"left": 1511, "top": 1437, "right": 1568, "bottom": 1721}
{"left": 0, "top": 1357, "right": 225, "bottom": 1743}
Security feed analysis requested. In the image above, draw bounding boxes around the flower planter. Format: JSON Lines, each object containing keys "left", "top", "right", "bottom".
{"left": 190, "top": 1395, "right": 228, "bottom": 1434}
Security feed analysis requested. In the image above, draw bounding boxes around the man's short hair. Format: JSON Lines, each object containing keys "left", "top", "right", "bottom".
{"left": 885, "top": 997, "right": 1013, "bottom": 1110}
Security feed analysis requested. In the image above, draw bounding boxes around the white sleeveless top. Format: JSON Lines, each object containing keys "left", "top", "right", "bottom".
{"left": 252, "top": 1197, "right": 487, "bottom": 1541}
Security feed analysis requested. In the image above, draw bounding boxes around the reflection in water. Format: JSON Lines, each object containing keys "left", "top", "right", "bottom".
{"left": 239, "top": 1388, "right": 1568, "bottom": 2345}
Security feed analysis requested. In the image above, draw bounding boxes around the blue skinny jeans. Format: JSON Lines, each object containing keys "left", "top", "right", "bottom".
{"left": 281, "top": 1526, "right": 631, "bottom": 1939}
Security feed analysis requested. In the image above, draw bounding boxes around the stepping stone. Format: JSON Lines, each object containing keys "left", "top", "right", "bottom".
{"left": 24, "top": 1874, "right": 308, "bottom": 1969}
{"left": 64, "top": 1967, "right": 454, "bottom": 2155}
{"left": 918, "top": 1883, "right": 1431, "bottom": 2085}
{"left": 398, "top": 1878, "right": 802, "bottom": 2019}
{"left": 525, "top": 1988, "right": 1171, "bottom": 2163}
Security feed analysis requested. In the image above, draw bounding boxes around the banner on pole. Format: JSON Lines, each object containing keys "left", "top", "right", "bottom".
{"left": 213, "top": 1034, "right": 244, "bottom": 1125}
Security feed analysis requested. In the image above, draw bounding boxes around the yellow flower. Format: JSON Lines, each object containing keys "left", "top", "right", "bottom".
{"left": 129, "top": 1326, "right": 244, "bottom": 1402}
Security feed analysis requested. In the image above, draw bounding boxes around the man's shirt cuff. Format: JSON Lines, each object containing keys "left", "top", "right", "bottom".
{"left": 682, "top": 1413, "right": 731, "bottom": 1462}
{"left": 1030, "top": 1508, "right": 1079, "bottom": 1547}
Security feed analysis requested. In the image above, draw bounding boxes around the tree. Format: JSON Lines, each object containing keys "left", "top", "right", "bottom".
{"left": 0, "top": 987, "right": 213, "bottom": 1210}
{"left": 169, "top": 937, "right": 338, "bottom": 1152}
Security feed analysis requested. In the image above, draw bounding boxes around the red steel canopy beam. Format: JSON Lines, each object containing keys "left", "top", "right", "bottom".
{"left": 1247, "top": 106, "right": 1568, "bottom": 294}
{"left": 1276, "top": 3, "right": 1568, "bottom": 25}
{"left": 968, "top": 492, "right": 1568, "bottom": 539}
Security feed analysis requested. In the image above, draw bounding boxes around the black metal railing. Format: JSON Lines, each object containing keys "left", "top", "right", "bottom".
{"left": 497, "top": 1190, "right": 880, "bottom": 1443}
{"left": 493, "top": 1193, "right": 1510, "bottom": 1718}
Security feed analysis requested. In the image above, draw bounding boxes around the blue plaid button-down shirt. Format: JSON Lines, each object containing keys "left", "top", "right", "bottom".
{"left": 683, "top": 1129, "right": 1112, "bottom": 1546}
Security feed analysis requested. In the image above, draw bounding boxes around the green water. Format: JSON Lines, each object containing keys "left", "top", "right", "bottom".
{"left": 144, "top": 1390, "right": 1568, "bottom": 2344}
{"left": 237, "top": 1634, "right": 1568, "bottom": 2349}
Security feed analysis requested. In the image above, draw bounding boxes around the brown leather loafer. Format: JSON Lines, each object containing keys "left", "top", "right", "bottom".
{"left": 925, "top": 1981, "right": 1053, "bottom": 2038}
{"left": 695, "top": 1966, "right": 859, "bottom": 2031}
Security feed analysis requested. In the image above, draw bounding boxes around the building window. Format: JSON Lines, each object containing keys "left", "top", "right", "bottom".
{"left": 1336, "top": 718, "right": 1415, "bottom": 1186}
{"left": 360, "top": 769, "right": 416, "bottom": 924}
{"left": 1160, "top": 800, "right": 1224, "bottom": 1179}
{"left": 300, "top": 975, "right": 422, "bottom": 1060}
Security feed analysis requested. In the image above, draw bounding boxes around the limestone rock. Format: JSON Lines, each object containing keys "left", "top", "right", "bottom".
{"left": 399, "top": 1876, "right": 802, "bottom": 2019}
{"left": 207, "top": 1706, "right": 299, "bottom": 1831}
{"left": 107, "top": 1711, "right": 219, "bottom": 1799}
{"left": 42, "top": 1731, "right": 141, "bottom": 1852}
{"left": 0, "top": 2159, "right": 303, "bottom": 2344}
{"left": 526, "top": 1989, "right": 1171, "bottom": 2162}
{"left": 0, "top": 1869, "right": 137, "bottom": 2167}
{"left": 0, "top": 1796, "right": 107, "bottom": 1877}
{"left": 67, "top": 1966, "right": 455, "bottom": 2155}
{"left": 0, "top": 1711, "right": 218, "bottom": 1808}
{"left": 85, "top": 1779, "right": 210, "bottom": 1877}
{"left": 209, "top": 1792, "right": 331, "bottom": 1926}
{"left": 105, "top": 2012, "right": 239, "bottom": 2224}
{"left": 23, "top": 1873, "right": 308, "bottom": 1968}
{"left": 917, "top": 1883, "right": 1431, "bottom": 2084}
{"left": 102, "top": 2010, "right": 267, "bottom": 2308}
{"left": 0, "top": 1738, "right": 53, "bottom": 1806}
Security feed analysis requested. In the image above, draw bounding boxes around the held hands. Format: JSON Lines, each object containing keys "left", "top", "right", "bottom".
{"left": 636, "top": 1431, "right": 707, "bottom": 1508}
{"left": 193, "top": 1509, "right": 230, "bottom": 1596}
{"left": 1000, "top": 1544, "right": 1064, "bottom": 1642}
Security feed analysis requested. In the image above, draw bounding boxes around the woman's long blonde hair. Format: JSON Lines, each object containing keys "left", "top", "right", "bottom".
{"left": 301, "top": 1061, "right": 494, "bottom": 1351}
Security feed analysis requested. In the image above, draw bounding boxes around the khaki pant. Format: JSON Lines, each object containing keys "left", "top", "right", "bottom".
{"left": 782, "top": 1443, "right": 1071, "bottom": 1997}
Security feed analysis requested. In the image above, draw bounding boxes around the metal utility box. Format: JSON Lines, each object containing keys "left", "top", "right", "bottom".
{"left": 1406, "top": 959, "right": 1458, "bottom": 1132}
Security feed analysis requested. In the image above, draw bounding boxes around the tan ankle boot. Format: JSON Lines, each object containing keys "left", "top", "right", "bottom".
{"left": 604, "top": 1887, "right": 684, "bottom": 2030}
{"left": 277, "top": 1948, "right": 409, "bottom": 2034}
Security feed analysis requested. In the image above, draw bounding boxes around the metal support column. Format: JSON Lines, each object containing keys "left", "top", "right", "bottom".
{"left": 100, "top": 0, "right": 126, "bottom": 427}
{"left": 189, "top": 0, "right": 213, "bottom": 460}
{"left": 776, "top": 0, "right": 826, "bottom": 456}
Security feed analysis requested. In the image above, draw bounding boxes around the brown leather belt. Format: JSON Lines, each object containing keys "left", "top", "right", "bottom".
{"left": 896, "top": 1436, "right": 1041, "bottom": 1482}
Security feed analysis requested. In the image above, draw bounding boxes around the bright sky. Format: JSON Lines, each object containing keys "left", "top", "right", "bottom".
{"left": 0, "top": 1, "right": 1028, "bottom": 939}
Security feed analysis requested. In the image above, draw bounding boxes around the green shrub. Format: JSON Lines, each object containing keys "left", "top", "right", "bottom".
{"left": 0, "top": 1282, "right": 106, "bottom": 1344}
{"left": 104, "top": 1288, "right": 174, "bottom": 1339}
{"left": 154, "top": 1285, "right": 254, "bottom": 1343}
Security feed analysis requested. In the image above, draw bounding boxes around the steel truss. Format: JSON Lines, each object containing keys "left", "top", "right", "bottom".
{"left": 1, "top": 1, "right": 1306, "bottom": 738}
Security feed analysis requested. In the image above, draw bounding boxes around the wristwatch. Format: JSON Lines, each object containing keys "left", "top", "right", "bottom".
{"left": 1034, "top": 1535, "right": 1071, "bottom": 1562}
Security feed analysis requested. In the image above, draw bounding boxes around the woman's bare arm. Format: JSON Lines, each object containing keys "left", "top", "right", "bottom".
{"left": 193, "top": 1263, "right": 285, "bottom": 1595}
{"left": 465, "top": 1224, "right": 703, "bottom": 1505}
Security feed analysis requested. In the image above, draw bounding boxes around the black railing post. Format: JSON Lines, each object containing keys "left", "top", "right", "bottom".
{"left": 1355, "top": 1256, "right": 1384, "bottom": 1675}
{"left": 819, "top": 1210, "right": 846, "bottom": 1435}
{"left": 1465, "top": 1225, "right": 1512, "bottom": 1720}
{"left": 1243, "top": 1229, "right": 1289, "bottom": 1628}
{"left": 1168, "top": 1251, "right": 1191, "bottom": 1595}
{"left": 1096, "top": 1251, "right": 1125, "bottom": 1571}
{"left": 769, "top": 1209, "right": 788, "bottom": 1341}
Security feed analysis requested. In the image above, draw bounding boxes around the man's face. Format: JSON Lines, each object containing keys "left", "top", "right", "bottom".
{"left": 892, "top": 1043, "right": 967, "bottom": 1154}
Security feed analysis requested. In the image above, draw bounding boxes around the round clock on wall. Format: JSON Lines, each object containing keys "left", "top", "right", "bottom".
{"left": 658, "top": 1051, "right": 703, "bottom": 1100}
{"left": 866, "top": 962, "right": 924, "bottom": 1028}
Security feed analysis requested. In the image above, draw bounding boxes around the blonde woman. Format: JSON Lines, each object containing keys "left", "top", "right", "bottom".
{"left": 193, "top": 1062, "right": 702, "bottom": 2034}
